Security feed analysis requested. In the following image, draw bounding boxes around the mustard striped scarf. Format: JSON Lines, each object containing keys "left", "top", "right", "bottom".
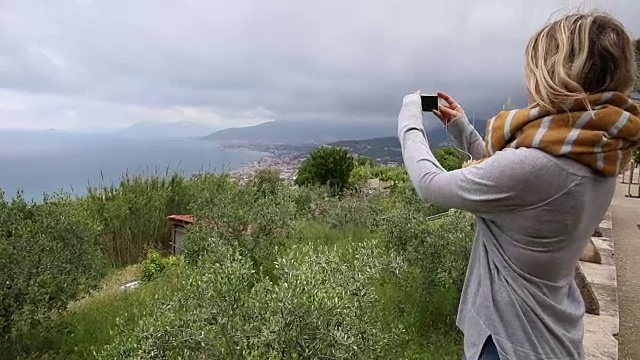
{"left": 478, "top": 92, "right": 640, "bottom": 176}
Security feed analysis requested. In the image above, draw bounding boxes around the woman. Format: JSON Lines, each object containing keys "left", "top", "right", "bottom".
{"left": 398, "top": 12, "right": 640, "bottom": 360}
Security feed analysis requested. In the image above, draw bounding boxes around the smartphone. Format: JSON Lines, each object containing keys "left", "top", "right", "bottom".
{"left": 421, "top": 94, "right": 439, "bottom": 112}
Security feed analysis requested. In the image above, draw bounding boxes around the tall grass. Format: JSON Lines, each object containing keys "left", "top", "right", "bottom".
{"left": 83, "top": 167, "right": 193, "bottom": 266}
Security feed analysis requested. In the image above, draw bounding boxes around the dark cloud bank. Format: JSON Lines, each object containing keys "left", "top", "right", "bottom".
{"left": 0, "top": 0, "right": 637, "bottom": 132}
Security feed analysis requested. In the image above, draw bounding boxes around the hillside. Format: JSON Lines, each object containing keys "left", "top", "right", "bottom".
{"left": 202, "top": 120, "right": 398, "bottom": 144}
{"left": 326, "top": 127, "right": 469, "bottom": 164}
{"left": 5, "top": 163, "right": 472, "bottom": 359}
{"left": 204, "top": 114, "right": 488, "bottom": 149}
{"left": 115, "top": 121, "right": 220, "bottom": 138}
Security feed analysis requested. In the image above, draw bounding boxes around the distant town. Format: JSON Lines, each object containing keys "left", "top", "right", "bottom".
{"left": 225, "top": 137, "right": 408, "bottom": 184}
{"left": 231, "top": 151, "right": 304, "bottom": 184}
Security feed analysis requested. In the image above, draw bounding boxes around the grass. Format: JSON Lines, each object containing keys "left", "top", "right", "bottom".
{"left": 68, "top": 264, "right": 141, "bottom": 312}
{"left": 14, "top": 266, "right": 186, "bottom": 360}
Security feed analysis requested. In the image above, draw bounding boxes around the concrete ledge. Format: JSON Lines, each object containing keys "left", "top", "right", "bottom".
{"left": 581, "top": 262, "right": 617, "bottom": 287}
{"left": 592, "top": 237, "right": 615, "bottom": 266}
{"left": 584, "top": 314, "right": 619, "bottom": 360}
{"left": 582, "top": 210, "right": 620, "bottom": 360}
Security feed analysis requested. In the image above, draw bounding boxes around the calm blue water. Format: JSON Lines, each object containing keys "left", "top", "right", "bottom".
{"left": 0, "top": 131, "right": 266, "bottom": 202}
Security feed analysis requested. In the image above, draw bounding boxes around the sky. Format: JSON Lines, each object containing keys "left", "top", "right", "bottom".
{"left": 0, "top": 0, "right": 638, "bottom": 132}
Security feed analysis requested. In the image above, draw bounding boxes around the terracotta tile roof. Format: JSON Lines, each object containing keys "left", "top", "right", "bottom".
{"left": 167, "top": 214, "right": 195, "bottom": 224}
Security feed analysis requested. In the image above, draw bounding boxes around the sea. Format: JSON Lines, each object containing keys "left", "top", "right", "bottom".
{"left": 0, "top": 131, "right": 267, "bottom": 202}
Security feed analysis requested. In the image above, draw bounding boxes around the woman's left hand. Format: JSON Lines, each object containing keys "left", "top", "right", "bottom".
{"left": 434, "top": 91, "right": 463, "bottom": 125}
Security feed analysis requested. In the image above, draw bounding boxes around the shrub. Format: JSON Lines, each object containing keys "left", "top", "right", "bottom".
{"left": 185, "top": 177, "right": 298, "bottom": 273}
{"left": 354, "top": 154, "right": 376, "bottom": 167}
{"left": 98, "top": 239, "right": 406, "bottom": 359}
{"left": 379, "top": 206, "right": 474, "bottom": 332}
{"left": 0, "top": 191, "right": 105, "bottom": 349}
{"left": 140, "top": 250, "right": 181, "bottom": 283}
{"left": 295, "top": 146, "right": 355, "bottom": 195}
{"left": 434, "top": 146, "right": 466, "bottom": 171}
{"left": 349, "top": 163, "right": 409, "bottom": 189}
{"left": 381, "top": 207, "right": 473, "bottom": 289}
{"left": 303, "top": 190, "right": 390, "bottom": 230}
{"left": 249, "top": 168, "right": 283, "bottom": 195}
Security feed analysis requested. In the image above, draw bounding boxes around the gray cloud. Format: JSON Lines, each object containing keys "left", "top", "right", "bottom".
{"left": 0, "top": 0, "right": 638, "bottom": 131}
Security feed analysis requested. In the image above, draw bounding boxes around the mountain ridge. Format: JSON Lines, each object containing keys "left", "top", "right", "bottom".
{"left": 203, "top": 114, "right": 489, "bottom": 145}
{"left": 202, "top": 120, "right": 399, "bottom": 144}
{"left": 116, "top": 120, "right": 221, "bottom": 138}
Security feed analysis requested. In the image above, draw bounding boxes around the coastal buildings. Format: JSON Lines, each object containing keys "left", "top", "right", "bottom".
{"left": 231, "top": 153, "right": 303, "bottom": 184}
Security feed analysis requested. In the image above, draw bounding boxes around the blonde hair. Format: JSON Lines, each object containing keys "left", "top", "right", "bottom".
{"left": 525, "top": 11, "right": 637, "bottom": 111}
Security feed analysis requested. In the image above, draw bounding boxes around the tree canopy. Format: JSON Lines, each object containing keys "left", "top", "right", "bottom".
{"left": 295, "top": 146, "right": 355, "bottom": 194}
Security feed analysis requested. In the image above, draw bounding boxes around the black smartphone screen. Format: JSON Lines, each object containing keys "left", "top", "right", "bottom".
{"left": 421, "top": 95, "right": 439, "bottom": 112}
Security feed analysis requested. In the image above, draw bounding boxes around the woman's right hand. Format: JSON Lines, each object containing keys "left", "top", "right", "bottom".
{"left": 434, "top": 91, "right": 464, "bottom": 125}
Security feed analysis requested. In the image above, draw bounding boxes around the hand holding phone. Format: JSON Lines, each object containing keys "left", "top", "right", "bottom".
{"left": 421, "top": 94, "right": 439, "bottom": 112}
{"left": 433, "top": 91, "right": 463, "bottom": 125}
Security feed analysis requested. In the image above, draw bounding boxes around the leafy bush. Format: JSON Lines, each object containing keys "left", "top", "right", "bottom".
{"left": 349, "top": 163, "right": 409, "bottom": 189}
{"left": 354, "top": 154, "right": 376, "bottom": 167}
{"left": 140, "top": 250, "right": 181, "bottom": 283}
{"left": 434, "top": 146, "right": 466, "bottom": 171}
{"left": 381, "top": 206, "right": 473, "bottom": 290}
{"left": 185, "top": 175, "right": 298, "bottom": 274}
{"left": 295, "top": 146, "right": 355, "bottom": 195}
{"left": 249, "top": 168, "right": 283, "bottom": 195}
{"left": 99, "top": 238, "right": 406, "bottom": 359}
{"left": 0, "top": 191, "right": 106, "bottom": 349}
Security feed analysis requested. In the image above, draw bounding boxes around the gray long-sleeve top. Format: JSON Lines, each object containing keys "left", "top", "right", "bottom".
{"left": 397, "top": 93, "right": 616, "bottom": 360}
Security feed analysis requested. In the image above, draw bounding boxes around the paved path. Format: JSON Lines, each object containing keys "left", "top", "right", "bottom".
{"left": 611, "top": 172, "right": 640, "bottom": 360}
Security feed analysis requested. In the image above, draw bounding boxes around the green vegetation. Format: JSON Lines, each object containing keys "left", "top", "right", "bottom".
{"left": 83, "top": 170, "right": 192, "bottom": 266}
{"left": 434, "top": 147, "right": 467, "bottom": 171}
{"left": 349, "top": 163, "right": 409, "bottom": 188}
{"left": 140, "top": 250, "right": 181, "bottom": 283}
{"left": 2, "top": 149, "right": 471, "bottom": 359}
{"left": 295, "top": 146, "right": 355, "bottom": 194}
{"left": 298, "top": 144, "right": 464, "bottom": 191}
{"left": 632, "top": 147, "right": 640, "bottom": 165}
{"left": 0, "top": 192, "right": 106, "bottom": 352}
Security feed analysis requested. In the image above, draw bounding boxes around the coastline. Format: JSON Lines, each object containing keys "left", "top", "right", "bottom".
{"left": 227, "top": 144, "right": 308, "bottom": 183}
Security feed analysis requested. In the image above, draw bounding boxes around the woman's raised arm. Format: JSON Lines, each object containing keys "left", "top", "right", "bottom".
{"left": 434, "top": 91, "right": 486, "bottom": 160}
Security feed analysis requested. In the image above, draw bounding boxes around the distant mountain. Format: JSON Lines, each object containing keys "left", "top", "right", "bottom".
{"left": 202, "top": 120, "right": 398, "bottom": 144}
{"left": 203, "top": 115, "right": 488, "bottom": 146}
{"left": 116, "top": 121, "right": 220, "bottom": 139}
